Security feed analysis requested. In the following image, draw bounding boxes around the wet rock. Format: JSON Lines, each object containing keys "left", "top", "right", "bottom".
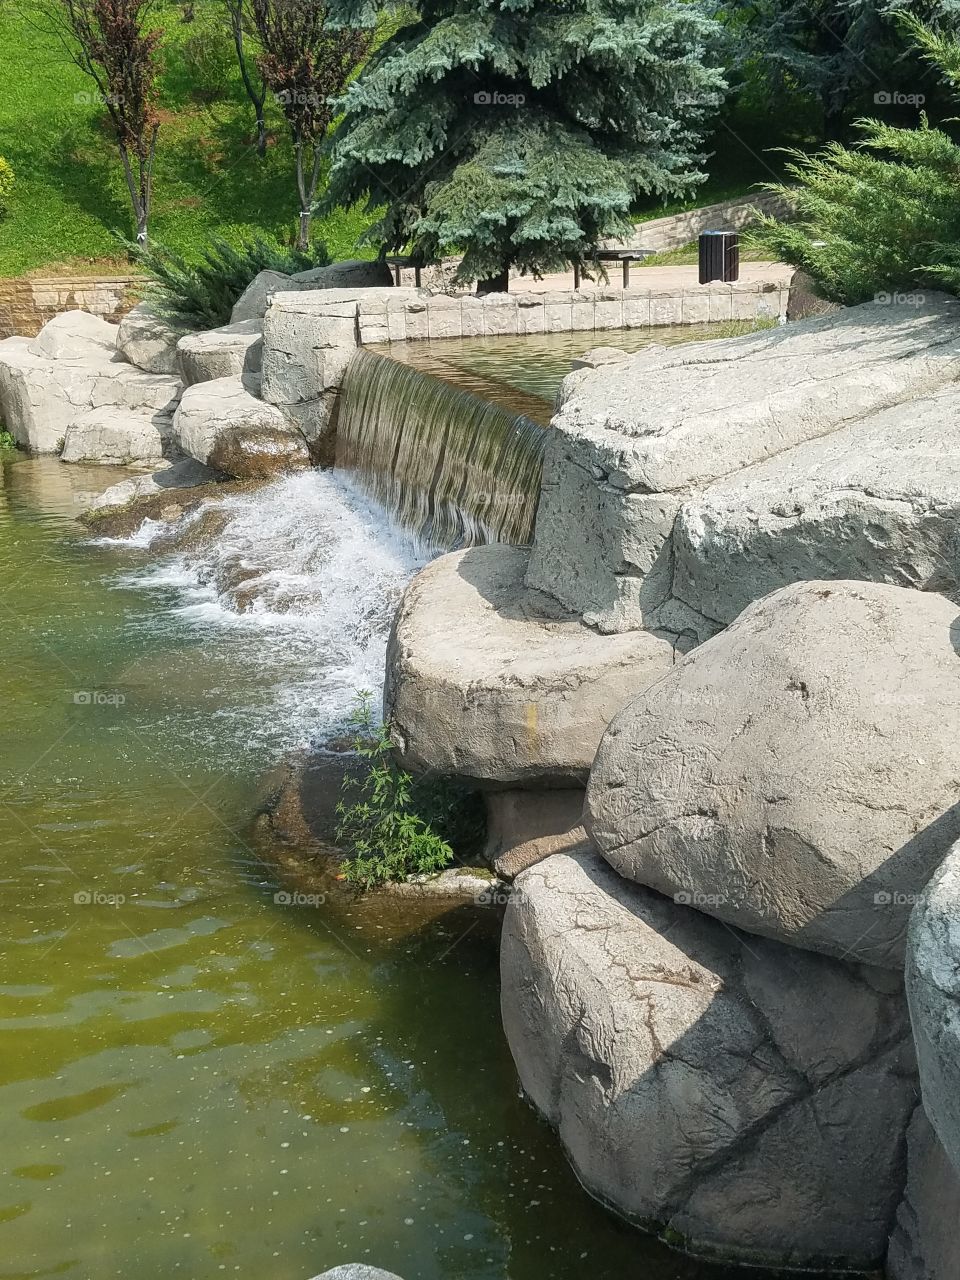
{"left": 173, "top": 375, "right": 309, "bottom": 478}
{"left": 309, "top": 1268, "right": 405, "bottom": 1280}
{"left": 501, "top": 844, "right": 917, "bottom": 1270}
{"left": 79, "top": 456, "right": 222, "bottom": 515}
{"left": 570, "top": 346, "right": 631, "bottom": 370}
{"left": 886, "top": 1109, "right": 960, "bottom": 1280}
{"left": 385, "top": 544, "right": 679, "bottom": 786}
{"left": 526, "top": 295, "right": 960, "bottom": 631}
{"left": 483, "top": 788, "right": 586, "bottom": 879}
{"left": 79, "top": 476, "right": 234, "bottom": 538}
{"left": 906, "top": 840, "right": 960, "bottom": 1172}
{"left": 586, "top": 579, "right": 960, "bottom": 969}
{"left": 176, "top": 319, "right": 263, "bottom": 386}
{"left": 117, "top": 302, "right": 187, "bottom": 374}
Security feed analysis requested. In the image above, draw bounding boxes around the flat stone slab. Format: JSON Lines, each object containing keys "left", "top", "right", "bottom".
{"left": 81, "top": 456, "right": 221, "bottom": 513}
{"left": 177, "top": 318, "right": 262, "bottom": 386}
{"left": 673, "top": 381, "right": 960, "bottom": 627}
{"left": 525, "top": 295, "right": 960, "bottom": 630}
{"left": 501, "top": 845, "right": 916, "bottom": 1269}
{"left": 384, "top": 544, "right": 679, "bottom": 785}
{"left": 586, "top": 579, "right": 960, "bottom": 968}
{"left": 907, "top": 839, "right": 960, "bottom": 1173}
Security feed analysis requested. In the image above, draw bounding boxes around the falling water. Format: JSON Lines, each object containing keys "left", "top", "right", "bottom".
{"left": 334, "top": 349, "right": 548, "bottom": 548}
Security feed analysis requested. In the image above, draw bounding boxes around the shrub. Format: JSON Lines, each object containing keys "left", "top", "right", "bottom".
{"left": 749, "top": 17, "right": 960, "bottom": 304}
{"left": 127, "top": 232, "right": 331, "bottom": 329}
{"left": 0, "top": 158, "right": 14, "bottom": 217}
{"left": 335, "top": 692, "right": 484, "bottom": 889}
{"left": 748, "top": 120, "right": 960, "bottom": 304}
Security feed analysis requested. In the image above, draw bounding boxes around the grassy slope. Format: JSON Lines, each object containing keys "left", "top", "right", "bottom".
{"left": 0, "top": 0, "right": 376, "bottom": 276}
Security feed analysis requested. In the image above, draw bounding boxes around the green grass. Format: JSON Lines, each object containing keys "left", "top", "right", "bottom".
{"left": 0, "top": 1, "right": 378, "bottom": 277}
{"left": 639, "top": 240, "right": 775, "bottom": 267}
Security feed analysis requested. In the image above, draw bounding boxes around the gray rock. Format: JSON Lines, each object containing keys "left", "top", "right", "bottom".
{"left": 906, "top": 841, "right": 960, "bottom": 1173}
{"left": 787, "top": 269, "right": 843, "bottom": 322}
{"left": 673, "top": 382, "right": 960, "bottom": 627}
{"left": 117, "top": 302, "right": 186, "bottom": 374}
{"left": 501, "top": 845, "right": 917, "bottom": 1270}
{"left": 525, "top": 295, "right": 960, "bottom": 631}
{"left": 569, "top": 346, "right": 632, "bottom": 370}
{"left": 80, "top": 456, "right": 221, "bottom": 513}
{"left": 308, "top": 1267, "right": 404, "bottom": 1280}
{"left": 230, "top": 269, "right": 293, "bottom": 324}
{"left": 483, "top": 789, "right": 586, "bottom": 879}
{"left": 291, "top": 257, "right": 393, "bottom": 289}
{"left": 0, "top": 336, "right": 180, "bottom": 452}
{"left": 28, "top": 309, "right": 119, "bottom": 360}
{"left": 176, "top": 319, "right": 263, "bottom": 386}
{"left": 173, "top": 375, "right": 308, "bottom": 478}
{"left": 61, "top": 406, "right": 172, "bottom": 465}
{"left": 260, "top": 290, "right": 368, "bottom": 406}
{"left": 586, "top": 579, "right": 960, "bottom": 969}
{"left": 886, "top": 1109, "right": 960, "bottom": 1280}
{"left": 384, "top": 544, "right": 678, "bottom": 786}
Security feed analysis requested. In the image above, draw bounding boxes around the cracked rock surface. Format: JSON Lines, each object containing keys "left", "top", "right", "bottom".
{"left": 886, "top": 1108, "right": 960, "bottom": 1280}
{"left": 585, "top": 579, "right": 960, "bottom": 969}
{"left": 906, "top": 839, "right": 960, "bottom": 1172}
{"left": 500, "top": 844, "right": 918, "bottom": 1270}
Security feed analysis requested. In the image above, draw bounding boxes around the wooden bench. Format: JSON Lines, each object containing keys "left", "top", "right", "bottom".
{"left": 386, "top": 256, "right": 423, "bottom": 287}
{"left": 574, "top": 248, "right": 657, "bottom": 290}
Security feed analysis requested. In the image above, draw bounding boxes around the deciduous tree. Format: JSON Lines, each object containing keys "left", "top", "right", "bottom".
{"left": 250, "top": 0, "right": 372, "bottom": 248}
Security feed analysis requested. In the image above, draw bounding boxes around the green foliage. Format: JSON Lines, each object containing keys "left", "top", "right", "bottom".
{"left": 127, "top": 231, "right": 330, "bottom": 328}
{"left": 0, "top": 427, "right": 18, "bottom": 451}
{"left": 749, "top": 115, "right": 960, "bottom": 304}
{"left": 723, "top": 0, "right": 954, "bottom": 134}
{"left": 325, "top": 0, "right": 728, "bottom": 284}
{"left": 0, "top": 0, "right": 379, "bottom": 275}
{"left": 335, "top": 692, "right": 483, "bottom": 889}
{"left": 0, "top": 157, "right": 13, "bottom": 218}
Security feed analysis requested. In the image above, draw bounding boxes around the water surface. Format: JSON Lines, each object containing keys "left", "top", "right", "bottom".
{"left": 0, "top": 456, "right": 800, "bottom": 1280}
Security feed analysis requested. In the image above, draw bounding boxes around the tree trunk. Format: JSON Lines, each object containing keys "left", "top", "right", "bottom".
{"left": 298, "top": 209, "right": 312, "bottom": 252}
{"left": 256, "top": 110, "right": 267, "bottom": 159}
{"left": 476, "top": 268, "right": 510, "bottom": 295}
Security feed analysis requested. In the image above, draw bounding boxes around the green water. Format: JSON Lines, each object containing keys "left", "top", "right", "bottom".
{"left": 383, "top": 322, "right": 769, "bottom": 407}
{"left": 0, "top": 457, "right": 793, "bottom": 1280}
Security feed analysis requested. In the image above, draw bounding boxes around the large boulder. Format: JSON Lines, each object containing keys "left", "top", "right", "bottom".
{"left": 586, "top": 579, "right": 960, "bottom": 969}
{"left": 525, "top": 296, "right": 960, "bottom": 632}
{"left": 501, "top": 845, "right": 917, "bottom": 1270}
{"left": 176, "top": 318, "right": 262, "bottom": 386}
{"left": 906, "top": 841, "right": 960, "bottom": 1172}
{"left": 61, "top": 406, "right": 172, "bottom": 465}
{"left": 230, "top": 269, "right": 293, "bottom": 324}
{"left": 28, "top": 309, "right": 119, "bottom": 360}
{"left": 80, "top": 456, "right": 221, "bottom": 514}
{"left": 173, "top": 375, "right": 309, "bottom": 478}
{"left": 291, "top": 258, "right": 392, "bottom": 290}
{"left": 0, "top": 335, "right": 180, "bottom": 452}
{"left": 116, "top": 302, "right": 186, "bottom": 374}
{"left": 384, "top": 544, "right": 679, "bottom": 786}
{"left": 886, "top": 1109, "right": 960, "bottom": 1280}
{"left": 673, "top": 382, "right": 960, "bottom": 629}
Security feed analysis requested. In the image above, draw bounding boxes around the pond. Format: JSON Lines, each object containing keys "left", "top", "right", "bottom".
{"left": 0, "top": 456, "right": 815, "bottom": 1280}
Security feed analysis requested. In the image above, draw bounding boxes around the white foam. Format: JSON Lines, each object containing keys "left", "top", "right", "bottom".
{"left": 111, "top": 470, "right": 433, "bottom": 752}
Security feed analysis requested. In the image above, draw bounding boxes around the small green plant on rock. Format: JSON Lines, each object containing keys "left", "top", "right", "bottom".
{"left": 335, "top": 692, "right": 482, "bottom": 889}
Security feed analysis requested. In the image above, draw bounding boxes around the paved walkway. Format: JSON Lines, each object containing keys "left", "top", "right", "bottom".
{"left": 521, "top": 261, "right": 794, "bottom": 293}
{"left": 394, "top": 260, "right": 794, "bottom": 293}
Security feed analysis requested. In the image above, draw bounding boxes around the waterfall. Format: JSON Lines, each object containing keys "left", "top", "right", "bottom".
{"left": 334, "top": 349, "right": 548, "bottom": 548}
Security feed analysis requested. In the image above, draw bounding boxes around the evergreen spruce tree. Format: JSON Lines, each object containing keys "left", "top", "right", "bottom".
{"left": 323, "top": 0, "right": 727, "bottom": 290}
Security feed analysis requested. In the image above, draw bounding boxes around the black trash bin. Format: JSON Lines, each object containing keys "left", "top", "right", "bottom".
{"left": 698, "top": 230, "right": 740, "bottom": 284}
